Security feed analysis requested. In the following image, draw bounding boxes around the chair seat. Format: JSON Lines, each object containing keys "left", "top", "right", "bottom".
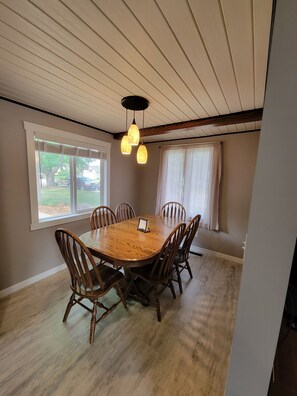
{"left": 76, "top": 264, "right": 124, "bottom": 295}
{"left": 174, "top": 248, "right": 189, "bottom": 264}
{"left": 130, "top": 264, "right": 161, "bottom": 284}
{"left": 98, "top": 264, "right": 124, "bottom": 288}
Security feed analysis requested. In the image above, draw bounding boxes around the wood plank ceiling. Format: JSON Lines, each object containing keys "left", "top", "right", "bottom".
{"left": 0, "top": 0, "right": 273, "bottom": 142}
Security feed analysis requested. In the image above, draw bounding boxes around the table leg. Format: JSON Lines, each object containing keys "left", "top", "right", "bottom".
{"left": 124, "top": 268, "right": 150, "bottom": 306}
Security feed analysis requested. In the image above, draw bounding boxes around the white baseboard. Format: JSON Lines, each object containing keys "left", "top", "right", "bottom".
{"left": 0, "top": 263, "right": 66, "bottom": 299}
{"left": 191, "top": 245, "right": 243, "bottom": 264}
{"left": 0, "top": 246, "right": 242, "bottom": 299}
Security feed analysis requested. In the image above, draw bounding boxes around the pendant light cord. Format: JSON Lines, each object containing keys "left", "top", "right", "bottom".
{"left": 142, "top": 109, "right": 145, "bottom": 144}
{"left": 133, "top": 110, "right": 136, "bottom": 125}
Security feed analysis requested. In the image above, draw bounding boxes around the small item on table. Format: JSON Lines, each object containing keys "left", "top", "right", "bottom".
{"left": 137, "top": 218, "right": 150, "bottom": 233}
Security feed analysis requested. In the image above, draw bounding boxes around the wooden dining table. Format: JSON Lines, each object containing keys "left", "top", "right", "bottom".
{"left": 79, "top": 215, "right": 181, "bottom": 268}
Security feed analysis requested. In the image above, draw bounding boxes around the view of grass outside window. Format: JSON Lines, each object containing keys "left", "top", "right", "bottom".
{"left": 24, "top": 121, "right": 110, "bottom": 230}
{"left": 36, "top": 151, "right": 102, "bottom": 220}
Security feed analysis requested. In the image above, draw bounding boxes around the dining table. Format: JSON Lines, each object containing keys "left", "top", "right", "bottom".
{"left": 80, "top": 215, "right": 183, "bottom": 304}
{"left": 79, "top": 214, "right": 181, "bottom": 268}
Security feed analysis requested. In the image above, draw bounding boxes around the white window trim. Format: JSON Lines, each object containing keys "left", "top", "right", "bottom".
{"left": 24, "top": 121, "right": 111, "bottom": 231}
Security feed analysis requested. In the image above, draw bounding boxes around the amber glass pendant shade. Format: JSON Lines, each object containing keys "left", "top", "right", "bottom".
{"left": 121, "top": 135, "right": 131, "bottom": 155}
{"left": 127, "top": 118, "right": 140, "bottom": 146}
{"left": 137, "top": 144, "right": 148, "bottom": 164}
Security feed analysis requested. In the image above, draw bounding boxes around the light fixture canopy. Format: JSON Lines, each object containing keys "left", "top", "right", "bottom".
{"left": 137, "top": 144, "right": 148, "bottom": 164}
{"left": 121, "top": 96, "right": 149, "bottom": 111}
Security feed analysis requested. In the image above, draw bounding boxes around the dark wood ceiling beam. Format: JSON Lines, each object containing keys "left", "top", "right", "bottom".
{"left": 114, "top": 108, "right": 263, "bottom": 139}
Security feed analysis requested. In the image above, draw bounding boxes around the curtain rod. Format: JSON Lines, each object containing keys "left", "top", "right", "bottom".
{"left": 158, "top": 141, "right": 222, "bottom": 149}
{"left": 153, "top": 129, "right": 260, "bottom": 148}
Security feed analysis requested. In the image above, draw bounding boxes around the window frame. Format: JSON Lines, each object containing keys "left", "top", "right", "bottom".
{"left": 24, "top": 121, "right": 111, "bottom": 231}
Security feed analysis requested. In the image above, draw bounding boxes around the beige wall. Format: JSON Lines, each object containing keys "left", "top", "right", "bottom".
{"left": 110, "top": 139, "right": 140, "bottom": 214}
{"left": 137, "top": 133, "right": 260, "bottom": 258}
{"left": 0, "top": 98, "right": 259, "bottom": 291}
{"left": 0, "top": 99, "right": 138, "bottom": 290}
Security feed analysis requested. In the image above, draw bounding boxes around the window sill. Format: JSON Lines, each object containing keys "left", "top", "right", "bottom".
{"left": 31, "top": 212, "right": 91, "bottom": 231}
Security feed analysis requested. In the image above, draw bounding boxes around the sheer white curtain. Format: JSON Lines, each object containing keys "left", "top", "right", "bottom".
{"left": 155, "top": 142, "right": 222, "bottom": 230}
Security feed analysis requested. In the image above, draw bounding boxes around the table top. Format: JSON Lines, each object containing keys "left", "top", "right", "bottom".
{"left": 80, "top": 215, "right": 181, "bottom": 267}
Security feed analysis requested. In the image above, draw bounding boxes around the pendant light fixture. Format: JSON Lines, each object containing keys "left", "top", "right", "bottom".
{"left": 121, "top": 135, "right": 132, "bottom": 155}
{"left": 121, "top": 95, "right": 149, "bottom": 164}
{"left": 127, "top": 111, "right": 140, "bottom": 146}
{"left": 136, "top": 110, "right": 148, "bottom": 164}
{"left": 121, "top": 108, "right": 132, "bottom": 155}
{"left": 136, "top": 144, "right": 148, "bottom": 164}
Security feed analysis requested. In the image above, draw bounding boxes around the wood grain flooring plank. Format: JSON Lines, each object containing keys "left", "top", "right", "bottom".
{"left": 0, "top": 254, "right": 241, "bottom": 396}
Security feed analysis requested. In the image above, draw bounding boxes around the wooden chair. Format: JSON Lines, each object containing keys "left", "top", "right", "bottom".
{"left": 90, "top": 206, "right": 117, "bottom": 230}
{"left": 115, "top": 203, "right": 136, "bottom": 222}
{"left": 55, "top": 228, "right": 127, "bottom": 343}
{"left": 129, "top": 222, "right": 186, "bottom": 322}
{"left": 160, "top": 201, "right": 186, "bottom": 221}
{"left": 172, "top": 214, "right": 201, "bottom": 293}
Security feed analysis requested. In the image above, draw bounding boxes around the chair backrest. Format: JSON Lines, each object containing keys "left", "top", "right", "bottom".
{"left": 55, "top": 228, "right": 105, "bottom": 294}
{"left": 90, "top": 206, "right": 117, "bottom": 230}
{"left": 150, "top": 222, "right": 186, "bottom": 281}
{"left": 160, "top": 201, "right": 186, "bottom": 221}
{"left": 115, "top": 203, "right": 136, "bottom": 222}
{"left": 180, "top": 214, "right": 201, "bottom": 259}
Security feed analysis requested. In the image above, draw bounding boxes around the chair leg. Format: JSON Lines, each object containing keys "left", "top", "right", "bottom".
{"left": 89, "top": 302, "right": 97, "bottom": 344}
{"left": 63, "top": 292, "right": 75, "bottom": 322}
{"left": 116, "top": 283, "right": 128, "bottom": 309}
{"left": 175, "top": 264, "right": 183, "bottom": 294}
{"left": 168, "top": 279, "right": 176, "bottom": 299}
{"left": 154, "top": 286, "right": 161, "bottom": 322}
{"left": 185, "top": 260, "right": 193, "bottom": 279}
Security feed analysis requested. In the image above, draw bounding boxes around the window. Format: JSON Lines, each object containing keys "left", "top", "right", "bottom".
{"left": 25, "top": 122, "right": 110, "bottom": 230}
{"left": 156, "top": 142, "right": 221, "bottom": 230}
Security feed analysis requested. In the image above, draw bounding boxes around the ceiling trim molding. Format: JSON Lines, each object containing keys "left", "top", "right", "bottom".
{"left": 0, "top": 97, "right": 113, "bottom": 136}
{"left": 114, "top": 108, "right": 263, "bottom": 140}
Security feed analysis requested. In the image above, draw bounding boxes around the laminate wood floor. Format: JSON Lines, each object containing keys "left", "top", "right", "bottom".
{"left": 0, "top": 253, "right": 242, "bottom": 396}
